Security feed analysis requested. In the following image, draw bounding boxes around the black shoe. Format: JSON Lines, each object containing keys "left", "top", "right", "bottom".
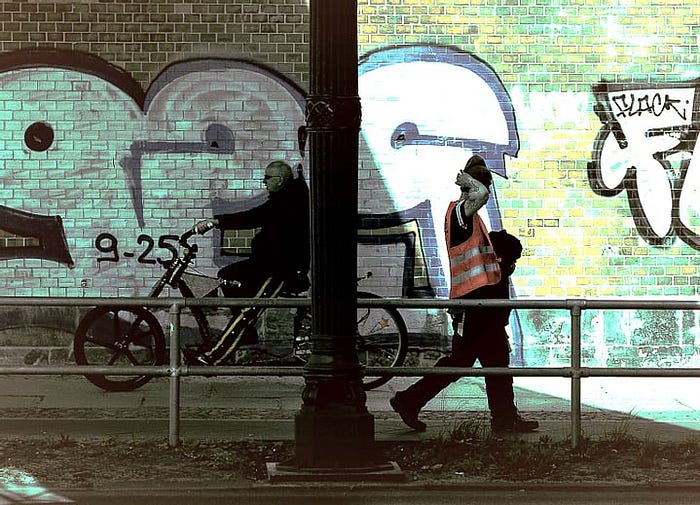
{"left": 390, "top": 394, "right": 426, "bottom": 432}
{"left": 491, "top": 414, "right": 539, "bottom": 434}
{"left": 182, "top": 348, "right": 212, "bottom": 366}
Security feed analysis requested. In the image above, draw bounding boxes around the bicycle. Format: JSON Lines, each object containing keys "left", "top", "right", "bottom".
{"left": 73, "top": 227, "right": 408, "bottom": 392}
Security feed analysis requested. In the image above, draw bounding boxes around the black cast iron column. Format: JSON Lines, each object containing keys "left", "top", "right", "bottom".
{"left": 294, "top": 0, "right": 374, "bottom": 468}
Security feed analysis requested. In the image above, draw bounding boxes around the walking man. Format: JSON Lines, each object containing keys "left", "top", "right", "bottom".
{"left": 390, "top": 155, "right": 538, "bottom": 433}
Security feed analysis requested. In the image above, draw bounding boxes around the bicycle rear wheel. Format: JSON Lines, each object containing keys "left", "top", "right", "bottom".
{"left": 292, "top": 294, "right": 408, "bottom": 390}
{"left": 356, "top": 292, "right": 408, "bottom": 390}
{"left": 74, "top": 306, "right": 166, "bottom": 392}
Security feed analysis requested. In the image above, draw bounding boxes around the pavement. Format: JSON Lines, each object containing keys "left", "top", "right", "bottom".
{"left": 0, "top": 374, "right": 698, "bottom": 443}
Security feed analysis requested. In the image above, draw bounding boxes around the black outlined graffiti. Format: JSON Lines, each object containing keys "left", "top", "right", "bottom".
{"left": 0, "top": 45, "right": 530, "bottom": 363}
{"left": 120, "top": 124, "right": 237, "bottom": 228}
{"left": 94, "top": 232, "right": 179, "bottom": 265}
{"left": 0, "top": 51, "right": 308, "bottom": 278}
{"left": 358, "top": 200, "right": 439, "bottom": 299}
{"left": 358, "top": 45, "right": 520, "bottom": 277}
{"left": 359, "top": 45, "right": 523, "bottom": 361}
{"left": 590, "top": 80, "right": 700, "bottom": 249}
{"left": 0, "top": 47, "right": 519, "bottom": 306}
{"left": 0, "top": 48, "right": 143, "bottom": 271}
{"left": 610, "top": 91, "right": 690, "bottom": 121}
{"left": 0, "top": 206, "right": 74, "bottom": 267}
{"left": 24, "top": 121, "right": 55, "bottom": 152}
{"left": 0, "top": 48, "right": 146, "bottom": 107}
{"left": 391, "top": 122, "right": 508, "bottom": 179}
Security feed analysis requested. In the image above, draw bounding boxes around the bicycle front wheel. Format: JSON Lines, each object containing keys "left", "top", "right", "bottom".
{"left": 74, "top": 306, "right": 166, "bottom": 392}
{"left": 356, "top": 292, "right": 408, "bottom": 390}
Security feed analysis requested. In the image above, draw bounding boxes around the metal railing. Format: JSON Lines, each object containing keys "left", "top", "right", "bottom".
{"left": 0, "top": 295, "right": 698, "bottom": 448}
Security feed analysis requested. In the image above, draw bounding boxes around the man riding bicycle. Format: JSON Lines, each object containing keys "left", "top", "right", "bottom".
{"left": 185, "top": 160, "right": 310, "bottom": 365}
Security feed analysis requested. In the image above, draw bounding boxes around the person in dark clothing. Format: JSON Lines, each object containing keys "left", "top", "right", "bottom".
{"left": 186, "top": 160, "right": 310, "bottom": 365}
{"left": 391, "top": 229, "right": 538, "bottom": 433}
{"left": 390, "top": 156, "right": 537, "bottom": 434}
{"left": 204, "top": 160, "right": 310, "bottom": 295}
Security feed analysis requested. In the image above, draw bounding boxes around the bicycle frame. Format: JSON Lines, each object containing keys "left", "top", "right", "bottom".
{"left": 145, "top": 231, "right": 219, "bottom": 347}
{"left": 149, "top": 238, "right": 198, "bottom": 298}
{"left": 74, "top": 227, "right": 408, "bottom": 392}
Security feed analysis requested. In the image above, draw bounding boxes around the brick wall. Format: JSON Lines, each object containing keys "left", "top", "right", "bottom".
{"left": 0, "top": 0, "right": 699, "bottom": 369}
{"left": 358, "top": 0, "right": 700, "bottom": 290}
{"left": 0, "top": 0, "right": 309, "bottom": 90}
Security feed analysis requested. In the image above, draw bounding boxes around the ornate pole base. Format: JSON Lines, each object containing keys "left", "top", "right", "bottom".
{"left": 293, "top": 377, "right": 374, "bottom": 468}
{"left": 267, "top": 460, "right": 403, "bottom": 483}
{"left": 267, "top": 374, "right": 402, "bottom": 481}
{"left": 269, "top": 388, "right": 402, "bottom": 482}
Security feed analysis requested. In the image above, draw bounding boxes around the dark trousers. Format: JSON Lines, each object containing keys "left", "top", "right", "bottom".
{"left": 399, "top": 327, "right": 518, "bottom": 420}
{"left": 202, "top": 259, "right": 283, "bottom": 364}
{"left": 218, "top": 259, "right": 269, "bottom": 298}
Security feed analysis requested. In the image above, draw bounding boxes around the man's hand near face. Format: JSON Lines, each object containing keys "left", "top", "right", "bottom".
{"left": 455, "top": 171, "right": 489, "bottom": 217}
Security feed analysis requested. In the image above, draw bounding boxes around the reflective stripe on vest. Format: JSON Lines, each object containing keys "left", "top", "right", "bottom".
{"left": 445, "top": 202, "right": 501, "bottom": 298}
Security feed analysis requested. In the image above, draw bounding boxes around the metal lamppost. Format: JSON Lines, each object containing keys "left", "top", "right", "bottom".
{"left": 268, "top": 0, "right": 399, "bottom": 478}
{"left": 294, "top": 0, "right": 373, "bottom": 468}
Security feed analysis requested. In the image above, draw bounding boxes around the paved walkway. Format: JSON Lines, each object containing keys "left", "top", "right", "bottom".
{"left": 0, "top": 374, "right": 698, "bottom": 443}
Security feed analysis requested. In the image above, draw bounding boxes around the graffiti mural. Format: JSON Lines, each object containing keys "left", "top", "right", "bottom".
{"left": 590, "top": 80, "right": 700, "bottom": 248}
{"left": 357, "top": 44, "right": 524, "bottom": 358}
{"left": 358, "top": 200, "right": 437, "bottom": 299}
{"left": 3, "top": 45, "right": 695, "bottom": 368}
{"left": 0, "top": 48, "right": 460, "bottom": 344}
{"left": 581, "top": 80, "right": 700, "bottom": 369}
{"left": 518, "top": 79, "right": 700, "bottom": 370}
{"left": 358, "top": 45, "right": 520, "bottom": 297}
{"left": 0, "top": 49, "right": 307, "bottom": 302}
{"left": 0, "top": 206, "right": 73, "bottom": 267}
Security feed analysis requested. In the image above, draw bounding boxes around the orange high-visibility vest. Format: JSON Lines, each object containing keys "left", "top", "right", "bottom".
{"left": 445, "top": 201, "right": 501, "bottom": 298}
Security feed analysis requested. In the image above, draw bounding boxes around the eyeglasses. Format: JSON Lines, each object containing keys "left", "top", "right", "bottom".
{"left": 263, "top": 174, "right": 280, "bottom": 181}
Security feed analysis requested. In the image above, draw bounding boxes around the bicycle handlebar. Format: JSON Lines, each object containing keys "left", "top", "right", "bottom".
{"left": 179, "top": 228, "right": 197, "bottom": 248}
{"left": 179, "top": 219, "right": 216, "bottom": 249}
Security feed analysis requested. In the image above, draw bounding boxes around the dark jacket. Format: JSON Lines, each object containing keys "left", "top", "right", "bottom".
{"left": 461, "top": 274, "right": 511, "bottom": 333}
{"left": 459, "top": 230, "right": 522, "bottom": 334}
{"left": 215, "top": 177, "right": 310, "bottom": 278}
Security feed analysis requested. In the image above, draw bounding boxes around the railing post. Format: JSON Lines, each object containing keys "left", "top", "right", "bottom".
{"left": 569, "top": 300, "right": 583, "bottom": 449}
{"left": 169, "top": 302, "right": 182, "bottom": 447}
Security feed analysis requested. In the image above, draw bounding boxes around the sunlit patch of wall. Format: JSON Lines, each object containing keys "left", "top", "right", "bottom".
{"left": 357, "top": 0, "right": 700, "bottom": 367}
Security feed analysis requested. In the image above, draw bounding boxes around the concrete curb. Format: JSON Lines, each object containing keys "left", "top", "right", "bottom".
{"left": 49, "top": 479, "right": 700, "bottom": 493}
{"left": 1, "top": 416, "right": 698, "bottom": 443}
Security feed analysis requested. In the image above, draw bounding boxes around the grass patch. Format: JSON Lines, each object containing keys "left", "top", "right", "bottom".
{"left": 1, "top": 434, "right": 699, "bottom": 486}
{"left": 438, "top": 417, "right": 488, "bottom": 442}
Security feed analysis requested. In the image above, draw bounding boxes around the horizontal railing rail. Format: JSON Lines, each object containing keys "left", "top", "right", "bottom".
{"left": 0, "top": 295, "right": 698, "bottom": 448}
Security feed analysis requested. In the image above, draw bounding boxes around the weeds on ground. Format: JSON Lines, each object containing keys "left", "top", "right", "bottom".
{"left": 1, "top": 428, "right": 700, "bottom": 486}
{"left": 437, "top": 418, "right": 487, "bottom": 442}
{"left": 382, "top": 418, "right": 700, "bottom": 483}
{"left": 597, "top": 415, "right": 638, "bottom": 450}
